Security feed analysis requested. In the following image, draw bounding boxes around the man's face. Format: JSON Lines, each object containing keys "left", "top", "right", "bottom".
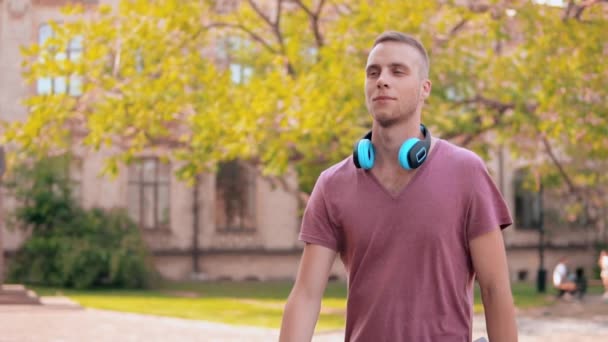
{"left": 364, "top": 41, "right": 431, "bottom": 128}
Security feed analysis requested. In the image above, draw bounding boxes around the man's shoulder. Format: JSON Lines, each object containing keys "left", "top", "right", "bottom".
{"left": 317, "top": 156, "right": 356, "bottom": 189}
{"left": 436, "top": 139, "right": 485, "bottom": 170}
{"left": 322, "top": 155, "right": 354, "bottom": 176}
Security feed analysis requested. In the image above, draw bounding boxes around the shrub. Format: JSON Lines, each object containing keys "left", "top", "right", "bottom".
{"left": 6, "top": 156, "right": 155, "bottom": 289}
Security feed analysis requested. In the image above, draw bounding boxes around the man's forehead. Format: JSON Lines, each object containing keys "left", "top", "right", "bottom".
{"left": 366, "top": 42, "right": 421, "bottom": 66}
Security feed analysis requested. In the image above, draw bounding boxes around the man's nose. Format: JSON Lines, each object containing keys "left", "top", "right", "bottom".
{"left": 376, "top": 74, "right": 389, "bottom": 88}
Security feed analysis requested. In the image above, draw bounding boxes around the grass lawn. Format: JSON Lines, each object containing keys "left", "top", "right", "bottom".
{"left": 33, "top": 281, "right": 347, "bottom": 331}
{"left": 32, "top": 281, "right": 605, "bottom": 331}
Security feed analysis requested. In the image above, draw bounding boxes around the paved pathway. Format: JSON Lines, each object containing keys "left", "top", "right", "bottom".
{"left": 1, "top": 296, "right": 607, "bottom": 341}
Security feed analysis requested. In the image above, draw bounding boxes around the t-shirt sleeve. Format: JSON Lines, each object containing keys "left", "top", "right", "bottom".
{"left": 465, "top": 156, "right": 513, "bottom": 241}
{"left": 299, "top": 171, "right": 342, "bottom": 252}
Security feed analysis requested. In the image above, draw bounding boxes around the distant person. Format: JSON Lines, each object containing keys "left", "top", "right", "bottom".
{"left": 599, "top": 250, "right": 608, "bottom": 299}
{"left": 553, "top": 257, "right": 577, "bottom": 298}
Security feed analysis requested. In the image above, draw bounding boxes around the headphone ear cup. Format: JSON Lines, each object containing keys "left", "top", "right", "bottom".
{"left": 398, "top": 138, "right": 421, "bottom": 170}
{"left": 353, "top": 140, "right": 362, "bottom": 168}
{"left": 356, "top": 139, "right": 375, "bottom": 170}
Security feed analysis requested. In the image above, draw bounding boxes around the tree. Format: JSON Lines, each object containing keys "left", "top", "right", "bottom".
{"left": 2, "top": 0, "right": 607, "bottom": 235}
{"left": 446, "top": 0, "right": 608, "bottom": 239}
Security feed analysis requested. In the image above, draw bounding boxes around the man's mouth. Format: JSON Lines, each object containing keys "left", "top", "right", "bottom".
{"left": 373, "top": 96, "right": 396, "bottom": 101}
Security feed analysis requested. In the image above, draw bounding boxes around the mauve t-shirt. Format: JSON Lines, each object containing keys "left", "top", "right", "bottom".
{"left": 299, "top": 139, "right": 512, "bottom": 342}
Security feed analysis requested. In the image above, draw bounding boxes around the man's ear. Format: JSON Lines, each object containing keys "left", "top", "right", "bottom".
{"left": 421, "top": 79, "right": 432, "bottom": 100}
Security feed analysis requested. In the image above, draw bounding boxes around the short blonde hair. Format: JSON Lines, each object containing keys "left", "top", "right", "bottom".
{"left": 373, "top": 31, "right": 430, "bottom": 79}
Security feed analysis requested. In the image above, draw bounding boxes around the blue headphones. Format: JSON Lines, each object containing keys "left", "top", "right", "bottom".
{"left": 352, "top": 124, "right": 431, "bottom": 170}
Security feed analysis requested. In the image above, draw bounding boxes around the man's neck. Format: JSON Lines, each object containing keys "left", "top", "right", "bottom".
{"left": 371, "top": 120, "right": 423, "bottom": 170}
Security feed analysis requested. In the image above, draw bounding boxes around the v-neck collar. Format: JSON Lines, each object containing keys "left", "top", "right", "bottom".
{"left": 364, "top": 139, "right": 443, "bottom": 200}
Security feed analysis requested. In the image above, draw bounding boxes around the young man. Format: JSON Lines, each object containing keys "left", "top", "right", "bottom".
{"left": 280, "top": 31, "right": 518, "bottom": 341}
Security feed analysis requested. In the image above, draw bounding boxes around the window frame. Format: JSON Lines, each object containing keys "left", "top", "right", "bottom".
{"left": 127, "top": 157, "right": 171, "bottom": 230}
{"left": 216, "top": 35, "right": 254, "bottom": 85}
{"left": 36, "top": 22, "right": 83, "bottom": 96}
{"left": 215, "top": 160, "right": 257, "bottom": 233}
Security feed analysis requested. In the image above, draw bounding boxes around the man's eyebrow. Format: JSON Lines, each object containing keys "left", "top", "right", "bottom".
{"left": 365, "top": 64, "right": 380, "bottom": 72}
{"left": 365, "top": 63, "right": 411, "bottom": 71}
{"left": 389, "top": 62, "right": 411, "bottom": 70}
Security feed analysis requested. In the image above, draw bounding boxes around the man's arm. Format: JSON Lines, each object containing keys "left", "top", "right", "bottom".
{"left": 470, "top": 229, "right": 518, "bottom": 342}
{"left": 279, "top": 243, "right": 337, "bottom": 342}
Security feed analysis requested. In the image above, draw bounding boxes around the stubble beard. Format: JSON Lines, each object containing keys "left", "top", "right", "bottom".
{"left": 375, "top": 114, "right": 406, "bottom": 128}
{"left": 374, "top": 102, "right": 419, "bottom": 129}
{"left": 372, "top": 87, "right": 422, "bottom": 129}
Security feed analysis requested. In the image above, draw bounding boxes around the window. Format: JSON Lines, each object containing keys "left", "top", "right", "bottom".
{"left": 37, "top": 23, "right": 83, "bottom": 96}
{"left": 215, "top": 160, "right": 256, "bottom": 232}
{"left": 517, "top": 269, "right": 529, "bottom": 282}
{"left": 135, "top": 48, "right": 144, "bottom": 73}
{"left": 445, "top": 86, "right": 465, "bottom": 101}
{"left": 216, "top": 36, "right": 253, "bottom": 84}
{"left": 513, "top": 168, "right": 541, "bottom": 230}
{"left": 303, "top": 46, "right": 318, "bottom": 64}
{"left": 229, "top": 62, "right": 253, "bottom": 84}
{"left": 127, "top": 158, "right": 171, "bottom": 229}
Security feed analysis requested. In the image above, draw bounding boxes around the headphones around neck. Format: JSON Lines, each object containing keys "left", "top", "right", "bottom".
{"left": 353, "top": 124, "right": 431, "bottom": 170}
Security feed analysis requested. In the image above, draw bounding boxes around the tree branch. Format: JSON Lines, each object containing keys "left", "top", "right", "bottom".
{"left": 434, "top": 19, "right": 471, "bottom": 46}
{"left": 242, "top": 0, "right": 294, "bottom": 76}
{"left": 454, "top": 94, "right": 515, "bottom": 113}
{"left": 541, "top": 135, "right": 578, "bottom": 195}
{"left": 440, "top": 119, "right": 505, "bottom": 147}
{"left": 562, "top": 0, "right": 605, "bottom": 21}
{"left": 274, "top": 0, "right": 282, "bottom": 29}
{"left": 450, "top": 19, "right": 469, "bottom": 36}
{"left": 315, "top": 0, "right": 326, "bottom": 16}
{"left": 291, "top": 0, "right": 314, "bottom": 17}
{"left": 440, "top": 93, "right": 515, "bottom": 146}
{"left": 539, "top": 135, "right": 603, "bottom": 226}
{"left": 290, "top": 0, "right": 325, "bottom": 48}
{"left": 204, "top": 22, "right": 278, "bottom": 54}
{"left": 245, "top": 0, "right": 274, "bottom": 28}
{"left": 467, "top": 0, "right": 491, "bottom": 13}
{"left": 273, "top": 0, "right": 285, "bottom": 49}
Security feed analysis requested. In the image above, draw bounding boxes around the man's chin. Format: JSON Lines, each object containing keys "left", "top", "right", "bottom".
{"left": 373, "top": 110, "right": 417, "bottom": 128}
{"left": 376, "top": 119, "right": 399, "bottom": 128}
{"left": 374, "top": 115, "right": 401, "bottom": 128}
